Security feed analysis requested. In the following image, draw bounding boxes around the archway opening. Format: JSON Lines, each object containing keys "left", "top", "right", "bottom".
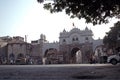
{"left": 44, "top": 48, "right": 58, "bottom": 64}
{"left": 9, "top": 53, "right": 15, "bottom": 64}
{"left": 71, "top": 47, "right": 82, "bottom": 64}
{"left": 16, "top": 53, "right": 26, "bottom": 64}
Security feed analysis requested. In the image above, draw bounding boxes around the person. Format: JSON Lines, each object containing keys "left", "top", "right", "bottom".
{"left": 89, "top": 55, "right": 92, "bottom": 64}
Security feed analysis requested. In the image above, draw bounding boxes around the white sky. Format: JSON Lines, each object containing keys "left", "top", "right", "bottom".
{"left": 0, "top": 0, "right": 119, "bottom": 43}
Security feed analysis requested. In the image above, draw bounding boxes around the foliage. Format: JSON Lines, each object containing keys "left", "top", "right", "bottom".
{"left": 103, "top": 21, "right": 120, "bottom": 48}
{"left": 37, "top": 0, "right": 120, "bottom": 25}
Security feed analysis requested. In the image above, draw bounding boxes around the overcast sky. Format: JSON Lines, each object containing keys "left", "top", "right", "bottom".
{"left": 0, "top": 0, "right": 119, "bottom": 43}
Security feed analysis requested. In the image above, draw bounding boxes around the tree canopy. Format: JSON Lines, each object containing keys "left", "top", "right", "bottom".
{"left": 37, "top": 0, "right": 120, "bottom": 25}
{"left": 103, "top": 21, "right": 120, "bottom": 49}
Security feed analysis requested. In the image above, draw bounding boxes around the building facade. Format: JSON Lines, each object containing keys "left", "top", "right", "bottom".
{"left": 31, "top": 27, "right": 103, "bottom": 64}
{"left": 0, "top": 27, "right": 103, "bottom": 64}
{"left": 7, "top": 36, "right": 32, "bottom": 64}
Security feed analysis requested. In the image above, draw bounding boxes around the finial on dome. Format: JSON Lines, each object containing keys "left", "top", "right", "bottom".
{"left": 72, "top": 22, "right": 76, "bottom": 28}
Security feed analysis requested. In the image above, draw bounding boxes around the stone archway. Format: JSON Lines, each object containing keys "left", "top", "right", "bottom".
{"left": 70, "top": 47, "right": 82, "bottom": 64}
{"left": 9, "top": 53, "right": 15, "bottom": 64}
{"left": 16, "top": 53, "right": 26, "bottom": 64}
{"left": 17, "top": 53, "right": 24, "bottom": 59}
{"left": 44, "top": 48, "right": 58, "bottom": 64}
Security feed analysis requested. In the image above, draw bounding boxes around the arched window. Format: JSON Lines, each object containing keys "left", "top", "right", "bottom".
{"left": 63, "top": 39, "right": 66, "bottom": 42}
{"left": 72, "top": 37, "right": 79, "bottom": 42}
{"left": 72, "top": 38, "right": 75, "bottom": 41}
{"left": 76, "top": 37, "right": 78, "bottom": 41}
{"left": 85, "top": 37, "right": 89, "bottom": 40}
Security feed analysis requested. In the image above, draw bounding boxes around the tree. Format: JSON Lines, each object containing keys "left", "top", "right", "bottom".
{"left": 37, "top": 0, "right": 120, "bottom": 25}
{"left": 103, "top": 21, "right": 120, "bottom": 49}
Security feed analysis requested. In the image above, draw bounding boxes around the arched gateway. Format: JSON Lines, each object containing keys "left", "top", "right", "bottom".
{"left": 59, "top": 27, "right": 94, "bottom": 64}
{"left": 70, "top": 47, "right": 82, "bottom": 64}
{"left": 39, "top": 27, "right": 102, "bottom": 64}
{"left": 44, "top": 48, "right": 58, "bottom": 64}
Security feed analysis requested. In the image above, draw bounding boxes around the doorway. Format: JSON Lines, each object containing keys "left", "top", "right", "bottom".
{"left": 71, "top": 48, "right": 82, "bottom": 63}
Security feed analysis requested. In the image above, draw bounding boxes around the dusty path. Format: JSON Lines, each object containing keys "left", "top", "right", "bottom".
{"left": 0, "top": 64, "right": 120, "bottom": 80}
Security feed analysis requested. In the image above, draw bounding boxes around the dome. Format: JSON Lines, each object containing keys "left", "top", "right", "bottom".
{"left": 40, "top": 34, "right": 44, "bottom": 39}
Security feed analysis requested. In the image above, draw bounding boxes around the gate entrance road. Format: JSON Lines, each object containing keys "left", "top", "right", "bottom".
{"left": 0, "top": 64, "right": 120, "bottom": 80}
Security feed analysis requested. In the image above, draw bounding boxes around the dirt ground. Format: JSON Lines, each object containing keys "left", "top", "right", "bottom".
{"left": 0, "top": 64, "right": 120, "bottom": 80}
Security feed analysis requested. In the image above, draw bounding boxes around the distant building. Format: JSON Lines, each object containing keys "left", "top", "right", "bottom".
{"left": 32, "top": 27, "right": 103, "bottom": 64}
{"left": 0, "top": 37, "right": 8, "bottom": 64}
{"left": 0, "top": 27, "right": 103, "bottom": 64}
{"left": 7, "top": 36, "right": 31, "bottom": 64}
